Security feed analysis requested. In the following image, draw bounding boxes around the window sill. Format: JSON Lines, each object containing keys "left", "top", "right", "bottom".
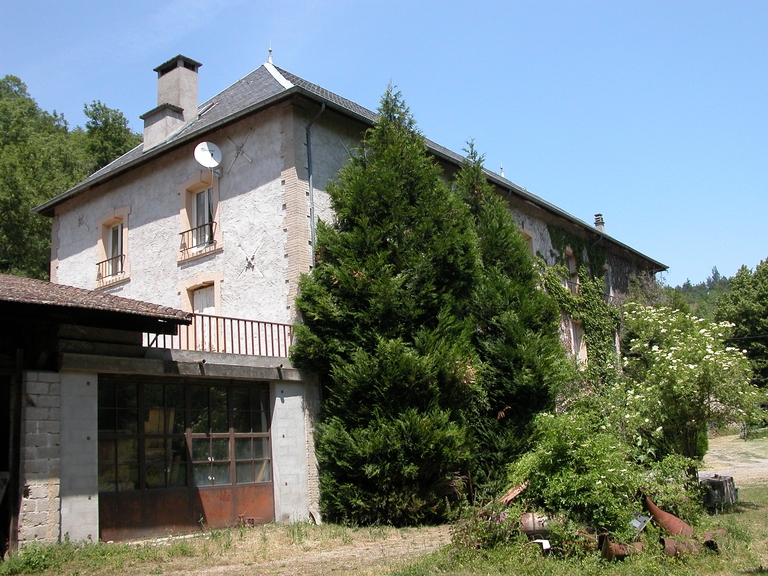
{"left": 96, "top": 273, "right": 130, "bottom": 290}
{"left": 178, "top": 244, "right": 223, "bottom": 264}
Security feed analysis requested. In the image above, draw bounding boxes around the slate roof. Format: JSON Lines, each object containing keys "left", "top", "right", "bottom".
{"left": 33, "top": 61, "right": 666, "bottom": 272}
{"left": 0, "top": 274, "right": 191, "bottom": 324}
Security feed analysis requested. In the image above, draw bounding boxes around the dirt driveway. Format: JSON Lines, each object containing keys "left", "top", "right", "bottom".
{"left": 700, "top": 433, "right": 768, "bottom": 484}
{"left": 128, "top": 524, "right": 451, "bottom": 576}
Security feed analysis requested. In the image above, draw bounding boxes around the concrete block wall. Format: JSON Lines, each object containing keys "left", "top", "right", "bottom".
{"left": 59, "top": 372, "right": 99, "bottom": 542}
{"left": 18, "top": 371, "right": 62, "bottom": 546}
{"left": 271, "top": 382, "right": 310, "bottom": 522}
{"left": 303, "top": 380, "right": 321, "bottom": 522}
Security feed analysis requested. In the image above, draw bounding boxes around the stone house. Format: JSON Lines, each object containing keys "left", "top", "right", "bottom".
{"left": 27, "top": 54, "right": 666, "bottom": 543}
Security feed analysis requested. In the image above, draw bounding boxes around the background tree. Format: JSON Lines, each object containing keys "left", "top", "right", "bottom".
{"left": 674, "top": 266, "right": 731, "bottom": 320}
{"left": 0, "top": 76, "right": 89, "bottom": 278}
{"left": 83, "top": 100, "right": 141, "bottom": 172}
{"left": 0, "top": 76, "right": 140, "bottom": 278}
{"left": 716, "top": 259, "right": 768, "bottom": 388}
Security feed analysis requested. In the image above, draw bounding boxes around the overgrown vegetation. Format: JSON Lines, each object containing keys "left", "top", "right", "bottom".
{"left": 0, "top": 76, "right": 140, "bottom": 279}
{"left": 396, "top": 483, "right": 768, "bottom": 575}
{"left": 621, "top": 303, "right": 761, "bottom": 459}
{"left": 543, "top": 267, "right": 621, "bottom": 385}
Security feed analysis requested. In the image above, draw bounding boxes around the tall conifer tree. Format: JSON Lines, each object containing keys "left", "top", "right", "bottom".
{"left": 293, "top": 91, "right": 570, "bottom": 523}
{"left": 454, "top": 145, "right": 571, "bottom": 493}
{"left": 293, "top": 88, "right": 481, "bottom": 525}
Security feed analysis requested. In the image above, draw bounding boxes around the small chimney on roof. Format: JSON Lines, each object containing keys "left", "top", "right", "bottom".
{"left": 594, "top": 213, "right": 605, "bottom": 232}
{"left": 140, "top": 55, "right": 202, "bottom": 151}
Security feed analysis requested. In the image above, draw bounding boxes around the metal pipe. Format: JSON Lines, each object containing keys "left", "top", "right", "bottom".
{"left": 306, "top": 103, "right": 326, "bottom": 268}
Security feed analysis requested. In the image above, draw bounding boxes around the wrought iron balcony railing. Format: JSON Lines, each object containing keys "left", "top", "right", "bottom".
{"left": 180, "top": 222, "right": 217, "bottom": 256}
{"left": 96, "top": 254, "right": 125, "bottom": 282}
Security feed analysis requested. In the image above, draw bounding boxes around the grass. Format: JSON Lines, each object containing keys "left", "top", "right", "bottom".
{"left": 0, "top": 521, "right": 426, "bottom": 576}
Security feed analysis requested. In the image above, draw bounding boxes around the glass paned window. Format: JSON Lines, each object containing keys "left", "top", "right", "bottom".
{"left": 98, "top": 379, "right": 271, "bottom": 493}
{"left": 194, "top": 188, "right": 214, "bottom": 246}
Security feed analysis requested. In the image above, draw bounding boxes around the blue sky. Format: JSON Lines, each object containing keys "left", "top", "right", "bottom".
{"left": 2, "top": 0, "right": 766, "bottom": 286}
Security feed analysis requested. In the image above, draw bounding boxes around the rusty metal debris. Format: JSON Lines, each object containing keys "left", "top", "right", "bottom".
{"left": 643, "top": 495, "right": 694, "bottom": 536}
{"left": 598, "top": 533, "right": 644, "bottom": 561}
{"left": 660, "top": 537, "right": 700, "bottom": 557}
{"left": 519, "top": 512, "right": 549, "bottom": 537}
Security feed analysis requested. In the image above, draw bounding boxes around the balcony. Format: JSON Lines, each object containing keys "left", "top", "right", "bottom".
{"left": 96, "top": 254, "right": 126, "bottom": 287}
{"left": 180, "top": 222, "right": 217, "bottom": 260}
{"left": 145, "top": 313, "right": 293, "bottom": 358}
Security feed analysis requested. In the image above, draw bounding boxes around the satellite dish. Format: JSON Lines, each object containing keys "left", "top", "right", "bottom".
{"left": 194, "top": 142, "right": 222, "bottom": 169}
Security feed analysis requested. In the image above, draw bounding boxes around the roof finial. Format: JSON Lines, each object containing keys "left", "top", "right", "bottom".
{"left": 268, "top": 42, "right": 273, "bottom": 64}
{"left": 500, "top": 163, "right": 505, "bottom": 178}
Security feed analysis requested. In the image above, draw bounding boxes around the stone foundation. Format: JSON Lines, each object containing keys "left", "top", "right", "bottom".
{"left": 18, "top": 371, "right": 61, "bottom": 545}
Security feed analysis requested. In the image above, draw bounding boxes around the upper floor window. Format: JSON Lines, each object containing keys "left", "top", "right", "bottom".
{"left": 179, "top": 172, "right": 222, "bottom": 262}
{"left": 519, "top": 230, "right": 534, "bottom": 256}
{"left": 96, "top": 206, "right": 131, "bottom": 288}
{"left": 193, "top": 187, "right": 214, "bottom": 247}
{"left": 564, "top": 247, "right": 579, "bottom": 295}
{"left": 603, "top": 264, "right": 614, "bottom": 302}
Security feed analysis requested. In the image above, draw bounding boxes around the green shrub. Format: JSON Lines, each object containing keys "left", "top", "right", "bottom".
{"left": 318, "top": 407, "right": 469, "bottom": 525}
{"left": 506, "top": 409, "right": 699, "bottom": 542}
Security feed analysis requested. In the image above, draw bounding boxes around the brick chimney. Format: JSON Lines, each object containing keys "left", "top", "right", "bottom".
{"left": 594, "top": 213, "right": 605, "bottom": 232}
{"left": 140, "top": 55, "right": 202, "bottom": 151}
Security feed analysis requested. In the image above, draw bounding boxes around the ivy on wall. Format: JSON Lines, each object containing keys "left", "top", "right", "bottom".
{"left": 547, "top": 224, "right": 607, "bottom": 279}
{"left": 543, "top": 265, "right": 621, "bottom": 385}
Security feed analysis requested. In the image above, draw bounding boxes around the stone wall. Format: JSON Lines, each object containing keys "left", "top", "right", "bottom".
{"left": 18, "top": 371, "right": 61, "bottom": 546}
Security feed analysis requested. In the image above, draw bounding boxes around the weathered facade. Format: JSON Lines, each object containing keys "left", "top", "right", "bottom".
{"left": 28, "top": 54, "right": 666, "bottom": 544}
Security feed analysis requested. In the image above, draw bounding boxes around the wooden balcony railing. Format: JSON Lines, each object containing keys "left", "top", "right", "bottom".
{"left": 145, "top": 313, "right": 293, "bottom": 358}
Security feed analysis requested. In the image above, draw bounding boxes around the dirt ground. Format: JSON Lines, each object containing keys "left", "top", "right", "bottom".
{"left": 700, "top": 433, "right": 768, "bottom": 484}
{"left": 132, "top": 524, "right": 451, "bottom": 576}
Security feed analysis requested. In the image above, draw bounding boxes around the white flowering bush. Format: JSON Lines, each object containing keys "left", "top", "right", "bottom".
{"left": 618, "top": 303, "right": 763, "bottom": 459}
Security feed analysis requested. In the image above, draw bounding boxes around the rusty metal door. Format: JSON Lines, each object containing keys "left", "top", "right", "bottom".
{"left": 98, "top": 376, "right": 273, "bottom": 541}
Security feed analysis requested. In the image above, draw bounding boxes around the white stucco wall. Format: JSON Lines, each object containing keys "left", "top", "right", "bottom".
{"left": 508, "top": 207, "right": 557, "bottom": 264}
{"left": 54, "top": 107, "right": 291, "bottom": 323}
{"left": 53, "top": 104, "right": 362, "bottom": 328}
{"left": 59, "top": 372, "right": 99, "bottom": 542}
